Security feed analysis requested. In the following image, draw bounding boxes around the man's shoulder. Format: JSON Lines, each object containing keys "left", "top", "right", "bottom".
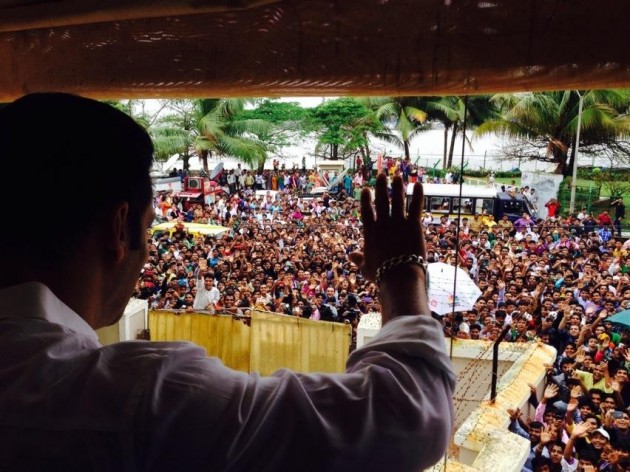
{"left": 1, "top": 321, "right": 211, "bottom": 401}
{"left": 102, "top": 339, "right": 208, "bottom": 365}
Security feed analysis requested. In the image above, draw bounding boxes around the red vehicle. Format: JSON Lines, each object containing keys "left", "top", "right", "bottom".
{"left": 174, "top": 176, "right": 224, "bottom": 210}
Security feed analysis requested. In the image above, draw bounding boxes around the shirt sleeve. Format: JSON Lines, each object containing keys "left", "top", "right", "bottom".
{"left": 209, "top": 287, "right": 221, "bottom": 304}
{"left": 561, "top": 456, "right": 578, "bottom": 472}
{"left": 535, "top": 400, "right": 546, "bottom": 422}
{"left": 509, "top": 419, "right": 530, "bottom": 439}
{"left": 133, "top": 315, "right": 456, "bottom": 472}
{"left": 192, "top": 280, "right": 207, "bottom": 310}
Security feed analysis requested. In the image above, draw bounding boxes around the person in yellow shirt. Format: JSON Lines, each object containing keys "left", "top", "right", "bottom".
{"left": 469, "top": 214, "right": 484, "bottom": 234}
{"left": 481, "top": 213, "right": 497, "bottom": 230}
{"left": 613, "top": 240, "right": 628, "bottom": 259}
{"left": 497, "top": 214, "right": 514, "bottom": 232}
{"left": 576, "top": 365, "right": 613, "bottom": 394}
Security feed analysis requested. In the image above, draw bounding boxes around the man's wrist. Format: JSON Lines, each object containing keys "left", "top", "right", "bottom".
{"left": 379, "top": 265, "right": 430, "bottom": 323}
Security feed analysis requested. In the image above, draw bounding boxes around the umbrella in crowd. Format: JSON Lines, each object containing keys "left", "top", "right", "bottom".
{"left": 426, "top": 262, "right": 482, "bottom": 316}
{"left": 150, "top": 222, "right": 231, "bottom": 237}
{"left": 209, "top": 162, "right": 224, "bottom": 180}
{"left": 606, "top": 309, "right": 630, "bottom": 331}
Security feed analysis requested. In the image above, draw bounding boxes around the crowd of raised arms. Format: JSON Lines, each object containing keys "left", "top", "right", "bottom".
{"left": 138, "top": 161, "right": 630, "bottom": 472}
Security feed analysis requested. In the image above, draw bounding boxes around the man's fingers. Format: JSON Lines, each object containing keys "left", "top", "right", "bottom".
{"left": 374, "top": 173, "right": 389, "bottom": 221}
{"left": 408, "top": 182, "right": 426, "bottom": 257}
{"left": 390, "top": 176, "right": 404, "bottom": 220}
{"left": 360, "top": 187, "right": 375, "bottom": 231}
{"left": 407, "top": 182, "right": 423, "bottom": 222}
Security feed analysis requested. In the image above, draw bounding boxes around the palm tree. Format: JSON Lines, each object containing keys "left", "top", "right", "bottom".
{"left": 150, "top": 116, "right": 195, "bottom": 166}
{"left": 427, "top": 96, "right": 498, "bottom": 169}
{"left": 361, "top": 97, "right": 430, "bottom": 160}
{"left": 476, "top": 90, "right": 630, "bottom": 175}
{"left": 146, "top": 100, "right": 198, "bottom": 171}
{"left": 195, "top": 98, "right": 271, "bottom": 171}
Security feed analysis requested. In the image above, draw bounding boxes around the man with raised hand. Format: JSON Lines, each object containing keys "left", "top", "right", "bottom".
{"left": 0, "top": 94, "right": 454, "bottom": 471}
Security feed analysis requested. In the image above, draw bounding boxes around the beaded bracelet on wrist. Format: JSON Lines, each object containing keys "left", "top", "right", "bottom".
{"left": 375, "top": 254, "right": 428, "bottom": 285}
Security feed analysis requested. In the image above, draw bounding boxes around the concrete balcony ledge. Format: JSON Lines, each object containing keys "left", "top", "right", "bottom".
{"left": 358, "top": 316, "right": 557, "bottom": 471}
{"left": 450, "top": 339, "right": 556, "bottom": 471}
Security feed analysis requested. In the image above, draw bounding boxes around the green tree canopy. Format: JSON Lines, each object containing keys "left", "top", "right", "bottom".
{"left": 476, "top": 90, "right": 630, "bottom": 175}
{"left": 146, "top": 100, "right": 199, "bottom": 170}
{"left": 308, "top": 98, "right": 384, "bottom": 160}
{"left": 361, "top": 97, "right": 430, "bottom": 161}
{"left": 195, "top": 98, "right": 271, "bottom": 171}
{"left": 233, "top": 99, "right": 308, "bottom": 156}
{"left": 427, "top": 95, "right": 498, "bottom": 169}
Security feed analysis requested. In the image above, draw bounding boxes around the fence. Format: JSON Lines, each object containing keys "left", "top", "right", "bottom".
{"left": 148, "top": 309, "right": 351, "bottom": 375}
{"left": 557, "top": 185, "right": 602, "bottom": 215}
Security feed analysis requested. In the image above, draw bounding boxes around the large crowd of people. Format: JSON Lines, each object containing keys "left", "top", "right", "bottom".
{"left": 136, "top": 162, "right": 630, "bottom": 471}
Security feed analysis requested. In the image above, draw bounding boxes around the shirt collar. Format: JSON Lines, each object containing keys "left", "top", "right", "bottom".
{"left": 0, "top": 282, "right": 99, "bottom": 343}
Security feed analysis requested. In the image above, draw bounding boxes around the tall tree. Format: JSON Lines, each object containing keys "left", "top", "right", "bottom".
{"left": 427, "top": 95, "right": 498, "bottom": 169}
{"left": 233, "top": 99, "right": 308, "bottom": 159}
{"left": 195, "top": 98, "right": 271, "bottom": 171}
{"left": 476, "top": 90, "right": 630, "bottom": 175}
{"left": 360, "top": 97, "right": 429, "bottom": 160}
{"left": 308, "top": 98, "right": 384, "bottom": 160}
{"left": 146, "top": 100, "right": 198, "bottom": 171}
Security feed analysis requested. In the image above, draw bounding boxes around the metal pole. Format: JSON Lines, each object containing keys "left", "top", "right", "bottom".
{"left": 569, "top": 91, "right": 584, "bottom": 214}
{"left": 491, "top": 324, "right": 512, "bottom": 403}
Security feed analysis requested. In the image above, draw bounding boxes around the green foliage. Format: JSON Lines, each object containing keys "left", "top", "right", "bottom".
{"left": 308, "top": 98, "right": 383, "bottom": 159}
{"left": 360, "top": 96, "right": 431, "bottom": 160}
{"left": 111, "top": 92, "right": 630, "bottom": 175}
{"left": 460, "top": 169, "right": 522, "bottom": 178}
{"left": 577, "top": 167, "right": 599, "bottom": 179}
{"left": 426, "top": 169, "right": 444, "bottom": 178}
{"left": 150, "top": 124, "right": 193, "bottom": 161}
{"left": 233, "top": 99, "right": 308, "bottom": 152}
{"left": 236, "top": 99, "right": 307, "bottom": 123}
{"left": 577, "top": 167, "right": 630, "bottom": 180}
{"left": 147, "top": 101, "right": 198, "bottom": 165}
{"left": 101, "top": 100, "right": 132, "bottom": 116}
{"left": 101, "top": 99, "right": 151, "bottom": 128}
{"left": 459, "top": 169, "right": 487, "bottom": 177}
{"left": 196, "top": 98, "right": 270, "bottom": 168}
{"left": 425, "top": 95, "right": 498, "bottom": 169}
{"left": 591, "top": 169, "right": 630, "bottom": 199}
{"left": 476, "top": 90, "right": 630, "bottom": 175}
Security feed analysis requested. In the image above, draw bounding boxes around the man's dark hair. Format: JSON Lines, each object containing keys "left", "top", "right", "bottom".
{"left": 0, "top": 93, "right": 154, "bottom": 262}
{"left": 577, "top": 397, "right": 595, "bottom": 409}
{"left": 550, "top": 440, "right": 566, "bottom": 450}
{"left": 581, "top": 413, "right": 601, "bottom": 427}
{"left": 578, "top": 449, "right": 598, "bottom": 465}
{"left": 532, "top": 456, "right": 552, "bottom": 471}
{"left": 602, "top": 393, "right": 618, "bottom": 405}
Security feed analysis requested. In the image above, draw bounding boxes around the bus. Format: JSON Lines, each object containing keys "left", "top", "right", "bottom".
{"left": 406, "top": 183, "right": 533, "bottom": 222}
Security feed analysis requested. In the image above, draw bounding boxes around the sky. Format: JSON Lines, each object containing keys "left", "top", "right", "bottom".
{"left": 276, "top": 97, "right": 328, "bottom": 107}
